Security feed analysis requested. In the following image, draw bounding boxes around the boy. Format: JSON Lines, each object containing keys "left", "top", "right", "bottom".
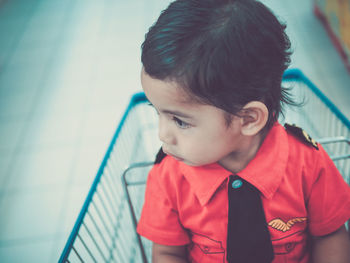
{"left": 136, "top": 0, "right": 350, "bottom": 262}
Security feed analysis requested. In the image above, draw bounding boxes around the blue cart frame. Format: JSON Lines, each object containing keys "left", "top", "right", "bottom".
{"left": 59, "top": 69, "right": 350, "bottom": 263}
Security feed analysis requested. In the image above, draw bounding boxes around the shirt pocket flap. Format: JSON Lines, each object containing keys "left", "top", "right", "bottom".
{"left": 191, "top": 233, "right": 224, "bottom": 254}
{"left": 272, "top": 231, "right": 306, "bottom": 255}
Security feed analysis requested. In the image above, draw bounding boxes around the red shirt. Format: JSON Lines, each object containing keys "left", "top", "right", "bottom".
{"left": 137, "top": 123, "right": 350, "bottom": 263}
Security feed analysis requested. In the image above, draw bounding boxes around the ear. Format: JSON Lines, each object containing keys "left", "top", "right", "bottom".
{"left": 239, "top": 101, "right": 268, "bottom": 136}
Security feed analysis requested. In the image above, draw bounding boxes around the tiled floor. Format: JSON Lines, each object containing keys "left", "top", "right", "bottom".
{"left": 0, "top": 0, "right": 349, "bottom": 262}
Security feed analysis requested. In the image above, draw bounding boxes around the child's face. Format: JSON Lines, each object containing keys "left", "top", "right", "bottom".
{"left": 141, "top": 70, "right": 245, "bottom": 167}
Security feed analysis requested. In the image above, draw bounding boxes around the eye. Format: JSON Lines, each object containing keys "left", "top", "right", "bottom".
{"left": 173, "top": 116, "right": 190, "bottom": 129}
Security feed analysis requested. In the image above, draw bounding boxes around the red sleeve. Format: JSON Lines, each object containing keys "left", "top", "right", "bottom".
{"left": 307, "top": 145, "right": 350, "bottom": 236}
{"left": 136, "top": 162, "right": 190, "bottom": 246}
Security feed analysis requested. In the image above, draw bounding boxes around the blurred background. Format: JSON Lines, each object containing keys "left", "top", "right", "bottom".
{"left": 0, "top": 0, "right": 349, "bottom": 262}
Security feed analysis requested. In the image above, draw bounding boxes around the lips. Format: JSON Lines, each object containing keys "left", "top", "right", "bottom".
{"left": 163, "top": 148, "right": 183, "bottom": 161}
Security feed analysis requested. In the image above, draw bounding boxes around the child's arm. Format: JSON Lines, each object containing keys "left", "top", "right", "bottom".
{"left": 312, "top": 225, "right": 350, "bottom": 263}
{"left": 152, "top": 243, "right": 188, "bottom": 263}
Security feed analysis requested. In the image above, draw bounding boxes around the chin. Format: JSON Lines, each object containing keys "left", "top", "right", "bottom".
{"left": 181, "top": 160, "right": 203, "bottom": 167}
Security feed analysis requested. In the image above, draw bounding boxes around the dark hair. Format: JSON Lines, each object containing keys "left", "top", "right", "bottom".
{"left": 142, "top": 0, "right": 295, "bottom": 130}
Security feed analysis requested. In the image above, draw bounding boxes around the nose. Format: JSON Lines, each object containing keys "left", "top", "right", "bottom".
{"left": 158, "top": 117, "right": 176, "bottom": 145}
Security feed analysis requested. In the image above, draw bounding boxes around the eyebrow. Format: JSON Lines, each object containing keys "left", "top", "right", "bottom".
{"left": 148, "top": 103, "right": 193, "bottom": 119}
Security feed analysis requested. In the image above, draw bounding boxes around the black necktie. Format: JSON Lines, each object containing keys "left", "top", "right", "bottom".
{"left": 227, "top": 175, "right": 274, "bottom": 263}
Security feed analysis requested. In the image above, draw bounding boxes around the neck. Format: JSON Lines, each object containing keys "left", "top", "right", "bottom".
{"left": 219, "top": 129, "right": 268, "bottom": 174}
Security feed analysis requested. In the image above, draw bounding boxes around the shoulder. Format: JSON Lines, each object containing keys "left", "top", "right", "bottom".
{"left": 284, "top": 123, "right": 319, "bottom": 150}
{"left": 283, "top": 123, "right": 327, "bottom": 182}
{"left": 283, "top": 123, "right": 323, "bottom": 166}
{"left": 283, "top": 123, "right": 342, "bottom": 183}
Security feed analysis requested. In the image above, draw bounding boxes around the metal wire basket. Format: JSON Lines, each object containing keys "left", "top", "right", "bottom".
{"left": 59, "top": 69, "right": 350, "bottom": 263}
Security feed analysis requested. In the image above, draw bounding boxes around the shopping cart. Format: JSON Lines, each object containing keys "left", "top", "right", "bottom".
{"left": 58, "top": 68, "right": 350, "bottom": 263}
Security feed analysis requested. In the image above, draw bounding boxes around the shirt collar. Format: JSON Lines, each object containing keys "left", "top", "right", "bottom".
{"left": 180, "top": 162, "right": 231, "bottom": 206}
{"left": 238, "top": 123, "right": 289, "bottom": 199}
{"left": 179, "top": 123, "right": 289, "bottom": 206}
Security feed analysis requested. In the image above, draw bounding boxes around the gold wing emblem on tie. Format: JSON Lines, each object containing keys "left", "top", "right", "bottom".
{"left": 268, "top": 217, "right": 307, "bottom": 232}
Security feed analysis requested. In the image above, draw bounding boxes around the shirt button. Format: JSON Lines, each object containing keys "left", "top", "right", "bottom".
{"left": 285, "top": 242, "right": 295, "bottom": 252}
{"left": 232, "top": 179, "right": 243, "bottom": 189}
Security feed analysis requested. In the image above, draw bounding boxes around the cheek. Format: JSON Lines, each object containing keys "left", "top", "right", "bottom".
{"left": 180, "top": 129, "right": 222, "bottom": 150}
{"left": 178, "top": 127, "right": 237, "bottom": 158}
{"left": 177, "top": 134, "right": 205, "bottom": 156}
{"left": 198, "top": 130, "right": 238, "bottom": 156}
{"left": 181, "top": 137, "right": 222, "bottom": 160}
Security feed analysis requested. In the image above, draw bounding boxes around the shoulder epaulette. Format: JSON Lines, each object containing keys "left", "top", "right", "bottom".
{"left": 284, "top": 123, "right": 319, "bottom": 150}
{"left": 154, "top": 147, "right": 167, "bottom": 164}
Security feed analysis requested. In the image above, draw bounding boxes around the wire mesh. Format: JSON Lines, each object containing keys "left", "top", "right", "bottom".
{"left": 282, "top": 74, "right": 350, "bottom": 184}
{"left": 59, "top": 99, "right": 160, "bottom": 263}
